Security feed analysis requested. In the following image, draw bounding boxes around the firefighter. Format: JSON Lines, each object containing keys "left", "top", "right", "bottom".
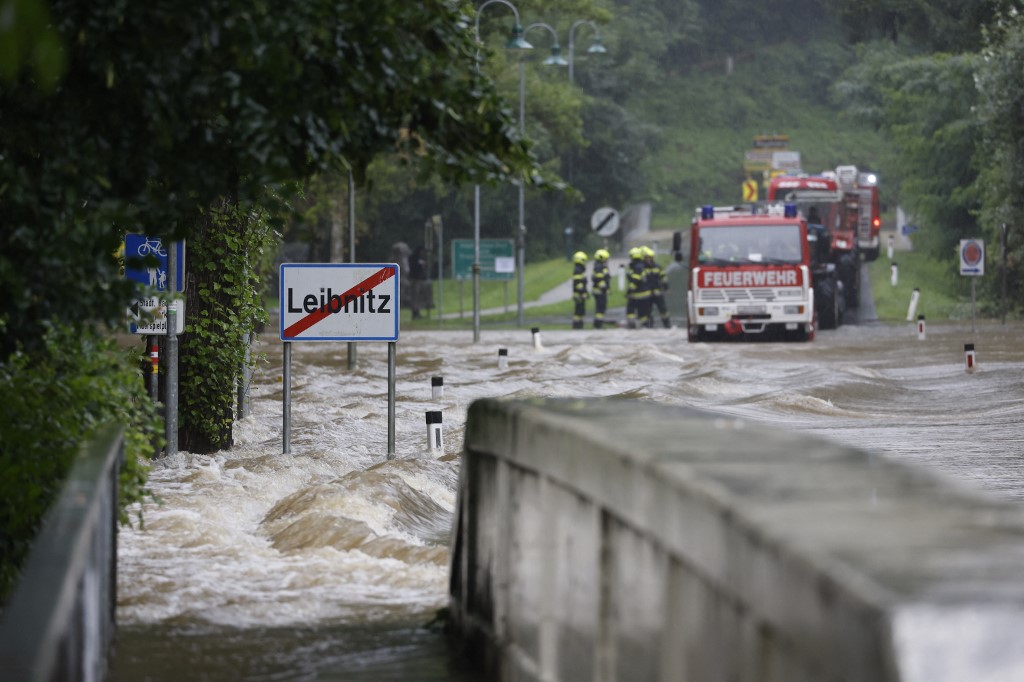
{"left": 591, "top": 248, "right": 610, "bottom": 328}
{"left": 571, "top": 251, "right": 589, "bottom": 329}
{"left": 643, "top": 246, "right": 672, "bottom": 328}
{"left": 626, "top": 247, "right": 650, "bottom": 329}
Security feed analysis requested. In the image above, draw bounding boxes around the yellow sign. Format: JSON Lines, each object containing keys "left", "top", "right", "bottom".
{"left": 742, "top": 179, "right": 758, "bottom": 202}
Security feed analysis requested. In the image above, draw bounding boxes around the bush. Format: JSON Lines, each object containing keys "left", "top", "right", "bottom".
{"left": 0, "top": 323, "right": 162, "bottom": 604}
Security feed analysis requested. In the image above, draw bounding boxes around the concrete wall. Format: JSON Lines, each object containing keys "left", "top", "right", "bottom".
{"left": 448, "top": 398, "right": 1024, "bottom": 682}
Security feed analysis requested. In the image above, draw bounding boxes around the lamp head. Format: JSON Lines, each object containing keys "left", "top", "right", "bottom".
{"left": 507, "top": 24, "right": 533, "bottom": 50}
{"left": 543, "top": 45, "right": 569, "bottom": 67}
{"left": 587, "top": 35, "right": 608, "bottom": 54}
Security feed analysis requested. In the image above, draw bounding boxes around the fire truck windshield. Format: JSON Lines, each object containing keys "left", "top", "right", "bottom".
{"left": 697, "top": 224, "right": 803, "bottom": 265}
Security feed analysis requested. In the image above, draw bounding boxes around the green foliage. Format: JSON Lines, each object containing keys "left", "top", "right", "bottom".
{"left": 834, "top": 48, "right": 983, "bottom": 257}
{"left": 179, "top": 201, "right": 276, "bottom": 453}
{"left": 638, "top": 38, "right": 889, "bottom": 225}
{"left": 1, "top": 0, "right": 541, "bottom": 361}
{"left": 974, "top": 11, "right": 1024, "bottom": 316}
{"left": 867, "top": 248, "right": 974, "bottom": 321}
{"left": 0, "top": 325, "right": 160, "bottom": 602}
{"left": 822, "top": 0, "right": 1016, "bottom": 52}
{"left": 0, "top": 0, "right": 66, "bottom": 87}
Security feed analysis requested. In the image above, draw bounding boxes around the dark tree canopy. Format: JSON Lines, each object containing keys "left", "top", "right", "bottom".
{"left": 822, "top": 0, "right": 1021, "bottom": 52}
{"left": 0, "top": 0, "right": 538, "bottom": 355}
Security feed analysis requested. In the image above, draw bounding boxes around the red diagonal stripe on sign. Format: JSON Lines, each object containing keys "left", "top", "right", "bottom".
{"left": 283, "top": 267, "right": 395, "bottom": 338}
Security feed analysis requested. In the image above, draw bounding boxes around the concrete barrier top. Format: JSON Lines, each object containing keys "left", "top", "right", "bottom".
{"left": 462, "top": 397, "right": 1024, "bottom": 681}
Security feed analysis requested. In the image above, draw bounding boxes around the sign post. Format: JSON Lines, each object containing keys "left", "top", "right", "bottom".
{"left": 280, "top": 263, "right": 400, "bottom": 457}
{"left": 123, "top": 234, "right": 186, "bottom": 456}
{"left": 959, "top": 239, "right": 985, "bottom": 333}
{"left": 165, "top": 240, "right": 179, "bottom": 456}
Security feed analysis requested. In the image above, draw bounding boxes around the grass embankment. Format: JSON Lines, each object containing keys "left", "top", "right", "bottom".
{"left": 866, "top": 242, "right": 977, "bottom": 322}
{"left": 402, "top": 256, "right": 630, "bottom": 331}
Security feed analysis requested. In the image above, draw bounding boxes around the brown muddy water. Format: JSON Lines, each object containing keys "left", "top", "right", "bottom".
{"left": 110, "top": 320, "right": 1024, "bottom": 680}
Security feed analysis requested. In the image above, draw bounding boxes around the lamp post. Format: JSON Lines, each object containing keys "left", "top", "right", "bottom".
{"left": 565, "top": 20, "right": 607, "bottom": 240}
{"left": 522, "top": 20, "right": 605, "bottom": 271}
{"left": 473, "top": 0, "right": 532, "bottom": 341}
{"left": 568, "top": 19, "right": 607, "bottom": 86}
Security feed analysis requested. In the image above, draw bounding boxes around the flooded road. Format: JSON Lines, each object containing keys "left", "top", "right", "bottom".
{"left": 111, "top": 320, "right": 1024, "bottom": 680}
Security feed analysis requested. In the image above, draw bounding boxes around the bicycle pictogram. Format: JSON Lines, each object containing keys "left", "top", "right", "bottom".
{"left": 136, "top": 237, "right": 167, "bottom": 257}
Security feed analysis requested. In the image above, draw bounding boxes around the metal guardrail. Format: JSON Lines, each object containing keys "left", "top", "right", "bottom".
{"left": 0, "top": 424, "right": 124, "bottom": 682}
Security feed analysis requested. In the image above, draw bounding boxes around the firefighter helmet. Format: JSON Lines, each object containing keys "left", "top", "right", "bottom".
{"left": 641, "top": 246, "right": 655, "bottom": 258}
{"left": 594, "top": 248, "right": 610, "bottom": 261}
{"left": 573, "top": 251, "right": 588, "bottom": 264}
{"left": 629, "top": 247, "right": 642, "bottom": 259}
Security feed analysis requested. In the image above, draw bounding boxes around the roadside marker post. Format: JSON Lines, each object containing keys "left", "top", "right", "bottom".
{"left": 279, "top": 263, "right": 400, "bottom": 457}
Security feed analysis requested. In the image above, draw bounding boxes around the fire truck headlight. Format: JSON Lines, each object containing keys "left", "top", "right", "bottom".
{"left": 698, "top": 306, "right": 719, "bottom": 317}
{"left": 835, "top": 238, "right": 849, "bottom": 249}
{"left": 783, "top": 305, "right": 804, "bottom": 315}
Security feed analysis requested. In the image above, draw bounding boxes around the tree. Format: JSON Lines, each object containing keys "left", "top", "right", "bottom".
{"left": 822, "top": 0, "right": 1017, "bottom": 52}
{"left": 2, "top": 0, "right": 552, "bottom": 453}
{"left": 1, "top": 0, "right": 540, "bottom": 353}
{"left": 974, "top": 11, "right": 1024, "bottom": 315}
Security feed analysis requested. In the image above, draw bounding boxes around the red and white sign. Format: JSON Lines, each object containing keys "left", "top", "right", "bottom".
{"left": 959, "top": 239, "right": 984, "bottom": 276}
{"left": 699, "top": 267, "right": 802, "bottom": 288}
{"left": 280, "top": 263, "right": 399, "bottom": 341}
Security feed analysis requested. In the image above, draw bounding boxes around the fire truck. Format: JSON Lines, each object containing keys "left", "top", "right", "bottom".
{"left": 687, "top": 203, "right": 826, "bottom": 342}
{"left": 767, "top": 173, "right": 860, "bottom": 308}
{"left": 835, "top": 165, "right": 882, "bottom": 262}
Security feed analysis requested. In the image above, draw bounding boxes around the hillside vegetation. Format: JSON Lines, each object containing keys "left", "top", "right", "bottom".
{"left": 637, "top": 38, "right": 890, "bottom": 230}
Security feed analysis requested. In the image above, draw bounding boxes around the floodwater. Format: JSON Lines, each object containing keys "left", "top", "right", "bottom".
{"left": 110, "top": 318, "right": 1024, "bottom": 681}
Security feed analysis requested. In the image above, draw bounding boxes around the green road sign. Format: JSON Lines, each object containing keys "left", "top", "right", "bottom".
{"left": 452, "top": 239, "right": 515, "bottom": 281}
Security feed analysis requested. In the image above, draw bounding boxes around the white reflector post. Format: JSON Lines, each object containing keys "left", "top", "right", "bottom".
{"left": 531, "top": 327, "right": 543, "bottom": 350}
{"left": 917, "top": 315, "right": 926, "bottom": 341}
{"left": 498, "top": 348, "right": 508, "bottom": 370}
{"left": 906, "top": 287, "right": 919, "bottom": 321}
{"left": 426, "top": 411, "right": 443, "bottom": 451}
{"left": 965, "top": 343, "right": 977, "bottom": 373}
{"left": 431, "top": 376, "right": 444, "bottom": 400}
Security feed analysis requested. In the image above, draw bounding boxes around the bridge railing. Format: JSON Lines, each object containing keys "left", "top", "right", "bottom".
{"left": 0, "top": 424, "right": 124, "bottom": 682}
{"left": 449, "top": 398, "right": 1024, "bottom": 682}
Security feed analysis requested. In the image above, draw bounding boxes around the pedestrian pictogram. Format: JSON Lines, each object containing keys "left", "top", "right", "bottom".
{"left": 124, "top": 235, "right": 185, "bottom": 292}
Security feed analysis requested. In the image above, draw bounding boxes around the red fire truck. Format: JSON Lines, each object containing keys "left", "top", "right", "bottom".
{"left": 687, "top": 203, "right": 819, "bottom": 342}
{"left": 767, "top": 173, "right": 860, "bottom": 308}
{"left": 835, "top": 165, "right": 882, "bottom": 262}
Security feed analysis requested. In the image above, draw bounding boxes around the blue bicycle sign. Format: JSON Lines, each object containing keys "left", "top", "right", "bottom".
{"left": 123, "top": 234, "right": 185, "bottom": 292}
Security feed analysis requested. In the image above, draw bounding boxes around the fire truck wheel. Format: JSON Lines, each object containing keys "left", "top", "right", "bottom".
{"left": 838, "top": 254, "right": 860, "bottom": 309}
{"left": 817, "top": 277, "right": 839, "bottom": 330}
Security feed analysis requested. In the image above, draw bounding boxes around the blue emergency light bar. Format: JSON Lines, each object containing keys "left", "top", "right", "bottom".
{"left": 784, "top": 203, "right": 798, "bottom": 218}
{"left": 701, "top": 205, "right": 714, "bottom": 220}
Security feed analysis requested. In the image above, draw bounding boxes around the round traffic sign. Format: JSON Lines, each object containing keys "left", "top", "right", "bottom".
{"left": 591, "top": 207, "right": 620, "bottom": 237}
{"left": 961, "top": 240, "right": 982, "bottom": 267}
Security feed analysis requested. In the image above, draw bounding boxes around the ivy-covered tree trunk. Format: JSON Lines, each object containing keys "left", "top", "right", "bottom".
{"left": 178, "top": 198, "right": 271, "bottom": 454}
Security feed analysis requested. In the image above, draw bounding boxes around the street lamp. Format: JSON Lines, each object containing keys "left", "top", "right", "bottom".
{"left": 473, "top": 0, "right": 532, "bottom": 342}
{"left": 521, "top": 21, "right": 605, "bottom": 300}
{"left": 568, "top": 19, "right": 607, "bottom": 86}
{"left": 564, "top": 20, "right": 607, "bottom": 238}
{"left": 516, "top": 21, "right": 590, "bottom": 327}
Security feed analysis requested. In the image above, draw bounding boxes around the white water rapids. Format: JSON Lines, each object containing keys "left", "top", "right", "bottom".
{"left": 111, "top": 320, "right": 1024, "bottom": 680}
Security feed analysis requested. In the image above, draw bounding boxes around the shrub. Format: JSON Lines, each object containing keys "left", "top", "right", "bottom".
{"left": 0, "top": 322, "right": 161, "bottom": 604}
